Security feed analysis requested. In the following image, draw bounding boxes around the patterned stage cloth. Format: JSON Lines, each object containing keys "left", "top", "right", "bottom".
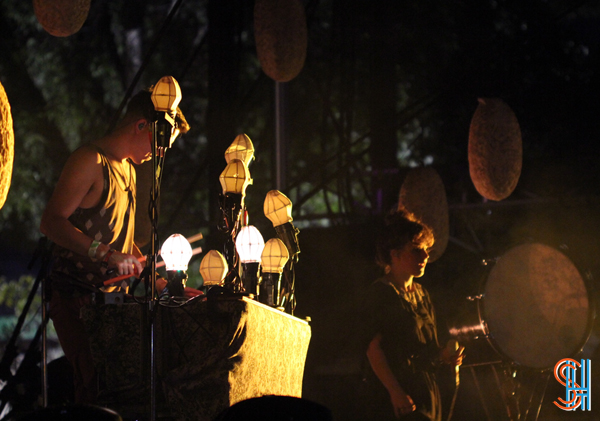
{"left": 82, "top": 296, "right": 312, "bottom": 420}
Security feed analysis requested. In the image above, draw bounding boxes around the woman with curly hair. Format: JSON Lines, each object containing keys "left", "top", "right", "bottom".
{"left": 362, "top": 208, "right": 463, "bottom": 420}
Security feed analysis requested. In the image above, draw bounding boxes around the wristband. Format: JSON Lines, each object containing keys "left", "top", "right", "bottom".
{"left": 88, "top": 240, "right": 101, "bottom": 258}
{"left": 101, "top": 249, "right": 116, "bottom": 268}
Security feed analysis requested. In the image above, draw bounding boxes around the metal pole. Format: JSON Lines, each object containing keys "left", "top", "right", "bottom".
{"left": 275, "top": 81, "right": 287, "bottom": 191}
{"left": 149, "top": 122, "right": 159, "bottom": 421}
{"left": 41, "top": 279, "right": 48, "bottom": 407}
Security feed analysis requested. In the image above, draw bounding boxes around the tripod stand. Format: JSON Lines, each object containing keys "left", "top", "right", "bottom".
{"left": 0, "top": 237, "right": 52, "bottom": 419}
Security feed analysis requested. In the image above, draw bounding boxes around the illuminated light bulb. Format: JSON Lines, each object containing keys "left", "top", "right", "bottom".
{"left": 235, "top": 226, "right": 265, "bottom": 263}
{"left": 161, "top": 233, "right": 193, "bottom": 271}
{"left": 235, "top": 225, "right": 265, "bottom": 297}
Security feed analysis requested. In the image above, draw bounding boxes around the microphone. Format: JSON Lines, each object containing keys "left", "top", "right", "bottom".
{"left": 446, "top": 339, "right": 460, "bottom": 387}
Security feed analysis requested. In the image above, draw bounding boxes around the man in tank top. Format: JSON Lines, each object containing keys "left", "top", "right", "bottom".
{"left": 39, "top": 89, "right": 194, "bottom": 404}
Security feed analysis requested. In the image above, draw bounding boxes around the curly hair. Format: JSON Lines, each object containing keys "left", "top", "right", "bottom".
{"left": 375, "top": 207, "right": 435, "bottom": 269}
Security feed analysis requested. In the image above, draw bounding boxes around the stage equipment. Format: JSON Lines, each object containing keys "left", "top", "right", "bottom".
{"left": 235, "top": 225, "right": 265, "bottom": 297}
{"left": 199, "top": 250, "right": 228, "bottom": 287}
{"left": 151, "top": 76, "right": 181, "bottom": 149}
{"left": 448, "top": 242, "right": 594, "bottom": 420}
{"left": 211, "top": 135, "right": 301, "bottom": 313}
{"left": 264, "top": 190, "right": 300, "bottom": 261}
{"left": 260, "top": 238, "right": 289, "bottom": 307}
{"left": 445, "top": 339, "right": 460, "bottom": 421}
{"left": 147, "top": 76, "right": 183, "bottom": 421}
{"left": 82, "top": 297, "right": 311, "bottom": 420}
{"left": 160, "top": 233, "right": 193, "bottom": 297}
{"left": 219, "top": 159, "right": 252, "bottom": 233}
{"left": 264, "top": 190, "right": 299, "bottom": 313}
{"left": 449, "top": 242, "right": 592, "bottom": 370}
{"left": 225, "top": 133, "right": 255, "bottom": 166}
{"left": 218, "top": 158, "right": 252, "bottom": 292}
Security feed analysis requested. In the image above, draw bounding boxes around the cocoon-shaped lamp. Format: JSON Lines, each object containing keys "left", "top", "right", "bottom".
{"left": 151, "top": 76, "right": 182, "bottom": 113}
{"left": 199, "top": 250, "right": 228, "bottom": 286}
{"left": 254, "top": 0, "right": 307, "bottom": 82}
{"left": 0, "top": 82, "right": 14, "bottom": 210}
{"left": 398, "top": 167, "right": 449, "bottom": 263}
{"left": 468, "top": 98, "right": 522, "bottom": 201}
{"left": 261, "top": 238, "right": 290, "bottom": 274}
{"left": 264, "top": 190, "right": 293, "bottom": 227}
{"left": 225, "top": 134, "right": 255, "bottom": 166}
{"left": 219, "top": 159, "right": 252, "bottom": 195}
{"left": 33, "top": 0, "right": 91, "bottom": 37}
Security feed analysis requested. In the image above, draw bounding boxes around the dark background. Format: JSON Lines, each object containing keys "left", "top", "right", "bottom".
{"left": 1, "top": 0, "right": 600, "bottom": 419}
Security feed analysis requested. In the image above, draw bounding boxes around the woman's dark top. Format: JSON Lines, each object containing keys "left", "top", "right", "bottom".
{"left": 362, "top": 278, "right": 442, "bottom": 421}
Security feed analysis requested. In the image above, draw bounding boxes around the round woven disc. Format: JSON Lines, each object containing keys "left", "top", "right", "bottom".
{"left": 33, "top": 0, "right": 91, "bottom": 37}
{"left": 0, "top": 81, "right": 14, "bottom": 210}
{"left": 483, "top": 243, "right": 590, "bottom": 369}
{"left": 398, "top": 167, "right": 449, "bottom": 262}
{"left": 468, "top": 98, "right": 522, "bottom": 201}
{"left": 254, "top": 0, "right": 307, "bottom": 82}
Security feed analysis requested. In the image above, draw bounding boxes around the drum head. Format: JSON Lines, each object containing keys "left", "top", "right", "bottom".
{"left": 482, "top": 243, "right": 591, "bottom": 370}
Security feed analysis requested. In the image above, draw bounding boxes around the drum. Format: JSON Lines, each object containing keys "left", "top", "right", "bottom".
{"left": 450, "top": 243, "right": 593, "bottom": 370}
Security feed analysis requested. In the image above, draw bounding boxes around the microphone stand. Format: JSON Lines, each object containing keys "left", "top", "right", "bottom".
{"left": 446, "top": 340, "right": 460, "bottom": 421}
{"left": 148, "top": 118, "right": 161, "bottom": 421}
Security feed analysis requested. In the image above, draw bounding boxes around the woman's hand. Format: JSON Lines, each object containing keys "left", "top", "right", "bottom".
{"left": 389, "top": 389, "right": 416, "bottom": 418}
{"left": 440, "top": 342, "right": 465, "bottom": 367}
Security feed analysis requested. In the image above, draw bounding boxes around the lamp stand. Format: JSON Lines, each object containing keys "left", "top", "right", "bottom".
{"left": 259, "top": 272, "right": 281, "bottom": 307}
{"left": 241, "top": 262, "right": 260, "bottom": 298}
{"left": 218, "top": 193, "right": 244, "bottom": 293}
{"left": 147, "top": 119, "right": 162, "bottom": 421}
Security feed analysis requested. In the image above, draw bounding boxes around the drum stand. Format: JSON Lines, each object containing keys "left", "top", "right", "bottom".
{"left": 465, "top": 361, "right": 551, "bottom": 421}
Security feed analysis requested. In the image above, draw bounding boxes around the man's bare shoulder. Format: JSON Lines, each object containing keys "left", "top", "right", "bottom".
{"left": 67, "top": 144, "right": 102, "bottom": 166}
{"left": 56, "top": 144, "right": 104, "bottom": 184}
